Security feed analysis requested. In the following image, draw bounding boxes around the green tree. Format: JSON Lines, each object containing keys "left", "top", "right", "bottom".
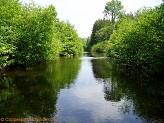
{"left": 85, "top": 36, "right": 91, "bottom": 51}
{"left": 15, "top": 3, "right": 61, "bottom": 65}
{"left": 0, "top": 0, "right": 83, "bottom": 69}
{"left": 108, "top": 4, "right": 164, "bottom": 75}
{"left": 91, "top": 41, "right": 111, "bottom": 54}
{"left": 81, "top": 38, "right": 88, "bottom": 51}
{"left": 103, "top": 0, "right": 124, "bottom": 32}
{"left": 95, "top": 26, "right": 112, "bottom": 43}
{"left": 56, "top": 21, "right": 83, "bottom": 57}
{"left": 0, "top": 0, "right": 22, "bottom": 68}
{"left": 125, "top": 12, "right": 136, "bottom": 20}
{"left": 90, "top": 19, "right": 111, "bottom": 46}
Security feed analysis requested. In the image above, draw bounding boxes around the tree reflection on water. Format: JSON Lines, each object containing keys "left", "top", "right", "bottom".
{"left": 92, "top": 58, "right": 164, "bottom": 122}
{"left": 0, "top": 58, "right": 81, "bottom": 120}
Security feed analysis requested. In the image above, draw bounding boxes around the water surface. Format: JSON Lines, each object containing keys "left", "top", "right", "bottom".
{"left": 0, "top": 53, "right": 163, "bottom": 123}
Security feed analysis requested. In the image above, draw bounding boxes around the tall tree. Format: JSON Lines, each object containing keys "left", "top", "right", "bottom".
{"left": 90, "top": 19, "right": 111, "bottom": 46}
{"left": 0, "top": 0, "right": 83, "bottom": 69}
{"left": 103, "top": 0, "right": 124, "bottom": 32}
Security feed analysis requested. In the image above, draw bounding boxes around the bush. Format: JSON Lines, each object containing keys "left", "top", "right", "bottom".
{"left": 57, "top": 21, "right": 83, "bottom": 57}
{"left": 108, "top": 4, "right": 164, "bottom": 74}
{"left": 0, "top": 1, "right": 83, "bottom": 69}
{"left": 91, "top": 41, "right": 111, "bottom": 54}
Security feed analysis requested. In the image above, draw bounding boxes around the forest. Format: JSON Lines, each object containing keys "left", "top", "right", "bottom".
{"left": 1, "top": 0, "right": 164, "bottom": 76}
{"left": 0, "top": 0, "right": 83, "bottom": 69}
{"left": 87, "top": 0, "right": 164, "bottom": 76}
{"left": 0, "top": 0, "right": 163, "bottom": 121}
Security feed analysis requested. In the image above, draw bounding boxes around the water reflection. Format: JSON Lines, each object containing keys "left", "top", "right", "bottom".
{"left": 116, "top": 70, "right": 164, "bottom": 122}
{"left": 0, "top": 54, "right": 163, "bottom": 123}
{"left": 92, "top": 59, "right": 122, "bottom": 102}
{"left": 0, "top": 58, "right": 81, "bottom": 121}
{"left": 92, "top": 58, "right": 164, "bottom": 122}
{"left": 55, "top": 56, "right": 144, "bottom": 123}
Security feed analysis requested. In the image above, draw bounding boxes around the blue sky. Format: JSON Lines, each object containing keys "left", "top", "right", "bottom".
{"left": 21, "top": 0, "right": 162, "bottom": 38}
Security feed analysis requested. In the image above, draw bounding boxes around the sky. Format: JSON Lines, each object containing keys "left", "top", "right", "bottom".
{"left": 21, "top": 0, "right": 162, "bottom": 38}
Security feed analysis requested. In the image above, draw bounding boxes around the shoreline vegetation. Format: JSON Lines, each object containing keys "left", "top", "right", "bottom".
{"left": 0, "top": 0, "right": 83, "bottom": 70}
{"left": 1, "top": 0, "right": 164, "bottom": 77}
{"left": 86, "top": 0, "right": 164, "bottom": 76}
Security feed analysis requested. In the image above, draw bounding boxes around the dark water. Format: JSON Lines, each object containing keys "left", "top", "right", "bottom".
{"left": 0, "top": 53, "right": 163, "bottom": 123}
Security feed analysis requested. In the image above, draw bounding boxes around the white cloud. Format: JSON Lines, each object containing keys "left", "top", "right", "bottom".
{"left": 52, "top": 0, "right": 109, "bottom": 38}
{"left": 21, "top": 0, "right": 162, "bottom": 37}
{"left": 121, "top": 0, "right": 162, "bottom": 12}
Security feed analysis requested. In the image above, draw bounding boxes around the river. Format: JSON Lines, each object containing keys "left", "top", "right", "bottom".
{"left": 0, "top": 52, "right": 163, "bottom": 123}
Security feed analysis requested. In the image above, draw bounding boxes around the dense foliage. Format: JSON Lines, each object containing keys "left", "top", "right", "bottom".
{"left": 0, "top": 0, "right": 21, "bottom": 68}
{"left": 89, "top": 0, "right": 124, "bottom": 53}
{"left": 89, "top": 20, "right": 112, "bottom": 53}
{"left": 0, "top": 0, "right": 83, "bottom": 69}
{"left": 56, "top": 21, "right": 83, "bottom": 57}
{"left": 91, "top": 41, "right": 110, "bottom": 54}
{"left": 103, "top": 0, "right": 124, "bottom": 32}
{"left": 89, "top": 19, "right": 111, "bottom": 46}
{"left": 108, "top": 4, "right": 164, "bottom": 74}
{"left": 89, "top": 0, "right": 163, "bottom": 74}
